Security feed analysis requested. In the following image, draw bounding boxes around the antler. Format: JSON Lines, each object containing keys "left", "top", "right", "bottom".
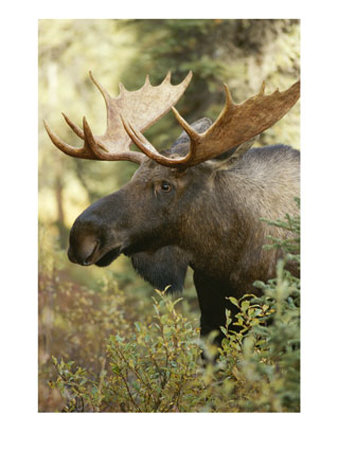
{"left": 122, "top": 80, "right": 300, "bottom": 167}
{"left": 44, "top": 70, "right": 193, "bottom": 164}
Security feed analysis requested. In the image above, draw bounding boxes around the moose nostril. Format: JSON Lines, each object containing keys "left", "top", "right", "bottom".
{"left": 82, "top": 238, "right": 99, "bottom": 265}
{"left": 68, "top": 235, "right": 100, "bottom": 266}
{"left": 83, "top": 245, "right": 98, "bottom": 265}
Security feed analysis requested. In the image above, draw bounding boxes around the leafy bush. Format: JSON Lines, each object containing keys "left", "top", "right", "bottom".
{"left": 49, "top": 295, "right": 202, "bottom": 412}
{"left": 41, "top": 201, "right": 300, "bottom": 412}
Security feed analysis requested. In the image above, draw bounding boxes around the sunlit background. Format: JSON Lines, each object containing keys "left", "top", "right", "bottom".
{"left": 38, "top": 19, "right": 300, "bottom": 411}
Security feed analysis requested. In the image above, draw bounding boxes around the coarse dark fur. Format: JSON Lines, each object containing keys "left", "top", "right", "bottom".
{"left": 68, "top": 118, "right": 300, "bottom": 342}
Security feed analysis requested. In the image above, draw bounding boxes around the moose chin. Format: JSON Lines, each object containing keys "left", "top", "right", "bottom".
{"left": 44, "top": 71, "right": 300, "bottom": 344}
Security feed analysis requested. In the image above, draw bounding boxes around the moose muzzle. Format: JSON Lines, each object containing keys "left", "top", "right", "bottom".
{"left": 68, "top": 233, "right": 100, "bottom": 266}
{"left": 66, "top": 190, "right": 129, "bottom": 267}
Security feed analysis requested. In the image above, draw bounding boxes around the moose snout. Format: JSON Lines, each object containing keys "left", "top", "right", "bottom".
{"left": 67, "top": 191, "right": 127, "bottom": 266}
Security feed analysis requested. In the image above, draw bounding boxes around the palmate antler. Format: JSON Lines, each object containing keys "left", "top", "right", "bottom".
{"left": 122, "top": 79, "right": 300, "bottom": 167}
{"left": 45, "top": 72, "right": 300, "bottom": 168}
{"left": 44, "top": 71, "right": 193, "bottom": 164}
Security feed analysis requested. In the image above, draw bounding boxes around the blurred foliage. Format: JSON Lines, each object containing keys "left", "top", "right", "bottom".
{"left": 38, "top": 19, "right": 300, "bottom": 412}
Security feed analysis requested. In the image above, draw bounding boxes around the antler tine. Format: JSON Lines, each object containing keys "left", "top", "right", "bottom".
{"left": 162, "top": 71, "right": 172, "bottom": 84}
{"left": 62, "top": 113, "right": 85, "bottom": 139}
{"left": 43, "top": 120, "right": 75, "bottom": 154}
{"left": 258, "top": 80, "right": 266, "bottom": 96}
{"left": 121, "top": 117, "right": 158, "bottom": 158}
{"left": 171, "top": 107, "right": 200, "bottom": 140}
{"left": 82, "top": 116, "right": 102, "bottom": 157}
{"left": 43, "top": 119, "right": 98, "bottom": 160}
{"left": 223, "top": 84, "right": 234, "bottom": 110}
{"left": 89, "top": 70, "right": 111, "bottom": 107}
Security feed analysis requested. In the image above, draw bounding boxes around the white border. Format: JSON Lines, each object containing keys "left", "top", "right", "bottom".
{"left": 2, "top": 1, "right": 337, "bottom": 449}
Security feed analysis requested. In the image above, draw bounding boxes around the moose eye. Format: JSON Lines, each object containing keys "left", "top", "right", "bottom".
{"left": 160, "top": 181, "right": 172, "bottom": 192}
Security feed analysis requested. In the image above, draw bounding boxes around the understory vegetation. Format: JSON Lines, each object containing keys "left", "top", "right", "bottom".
{"left": 39, "top": 202, "right": 300, "bottom": 412}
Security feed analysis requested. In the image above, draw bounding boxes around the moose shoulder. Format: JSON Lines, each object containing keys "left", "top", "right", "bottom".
{"left": 44, "top": 72, "right": 300, "bottom": 342}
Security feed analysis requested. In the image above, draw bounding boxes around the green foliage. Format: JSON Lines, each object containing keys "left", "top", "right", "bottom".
{"left": 102, "top": 296, "right": 202, "bottom": 412}
{"left": 261, "top": 197, "right": 300, "bottom": 267}
{"left": 47, "top": 293, "right": 201, "bottom": 412}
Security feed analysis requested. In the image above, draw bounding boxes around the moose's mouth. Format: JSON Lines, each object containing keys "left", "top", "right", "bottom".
{"left": 95, "top": 246, "right": 123, "bottom": 267}
{"left": 94, "top": 242, "right": 139, "bottom": 267}
{"left": 68, "top": 232, "right": 138, "bottom": 268}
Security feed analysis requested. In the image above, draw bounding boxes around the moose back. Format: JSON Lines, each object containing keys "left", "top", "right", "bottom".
{"left": 44, "top": 72, "right": 300, "bottom": 341}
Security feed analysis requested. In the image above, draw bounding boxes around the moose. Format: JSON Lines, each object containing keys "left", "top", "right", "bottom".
{"left": 44, "top": 71, "right": 300, "bottom": 342}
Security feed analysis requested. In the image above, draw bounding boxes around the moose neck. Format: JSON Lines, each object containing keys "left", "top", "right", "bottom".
{"left": 179, "top": 166, "right": 271, "bottom": 282}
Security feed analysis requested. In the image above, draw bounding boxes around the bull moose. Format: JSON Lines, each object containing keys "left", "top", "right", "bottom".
{"left": 44, "top": 71, "right": 300, "bottom": 342}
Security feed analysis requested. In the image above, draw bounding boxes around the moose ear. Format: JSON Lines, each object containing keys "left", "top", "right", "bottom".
{"left": 208, "top": 136, "right": 258, "bottom": 171}
{"left": 170, "top": 117, "right": 213, "bottom": 154}
{"left": 177, "top": 117, "right": 213, "bottom": 137}
{"left": 131, "top": 246, "right": 189, "bottom": 294}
